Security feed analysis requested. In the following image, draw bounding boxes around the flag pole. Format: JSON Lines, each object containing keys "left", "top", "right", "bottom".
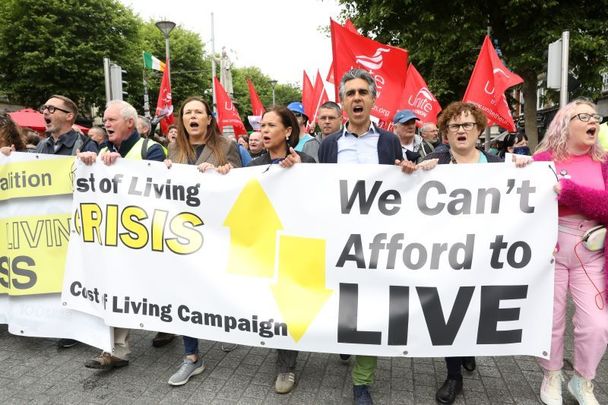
{"left": 142, "top": 53, "right": 151, "bottom": 119}
{"left": 484, "top": 24, "right": 491, "bottom": 151}
{"left": 211, "top": 12, "right": 217, "bottom": 114}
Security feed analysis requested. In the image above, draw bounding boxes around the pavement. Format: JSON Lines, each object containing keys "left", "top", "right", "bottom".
{"left": 0, "top": 312, "right": 607, "bottom": 405}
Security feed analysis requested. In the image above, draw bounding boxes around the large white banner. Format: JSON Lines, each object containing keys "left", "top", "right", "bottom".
{"left": 0, "top": 153, "right": 111, "bottom": 351}
{"left": 62, "top": 158, "right": 557, "bottom": 358}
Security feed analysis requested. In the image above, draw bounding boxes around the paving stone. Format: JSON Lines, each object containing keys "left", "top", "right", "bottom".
{"left": 0, "top": 305, "right": 606, "bottom": 405}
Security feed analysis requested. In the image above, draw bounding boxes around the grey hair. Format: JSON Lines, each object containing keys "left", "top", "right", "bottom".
{"left": 106, "top": 100, "right": 138, "bottom": 123}
{"left": 88, "top": 126, "right": 107, "bottom": 140}
{"left": 338, "top": 68, "right": 377, "bottom": 101}
{"left": 420, "top": 122, "right": 437, "bottom": 132}
{"left": 137, "top": 115, "right": 151, "bottom": 130}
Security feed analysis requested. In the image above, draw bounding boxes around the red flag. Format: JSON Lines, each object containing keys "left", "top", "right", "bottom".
{"left": 247, "top": 79, "right": 265, "bottom": 116}
{"left": 399, "top": 64, "right": 442, "bottom": 124}
{"left": 302, "top": 71, "right": 314, "bottom": 119}
{"left": 155, "top": 62, "right": 174, "bottom": 135}
{"left": 462, "top": 36, "right": 523, "bottom": 131}
{"left": 326, "top": 19, "right": 358, "bottom": 84}
{"left": 330, "top": 18, "right": 409, "bottom": 122}
{"left": 310, "top": 70, "right": 329, "bottom": 125}
{"left": 214, "top": 77, "right": 247, "bottom": 136}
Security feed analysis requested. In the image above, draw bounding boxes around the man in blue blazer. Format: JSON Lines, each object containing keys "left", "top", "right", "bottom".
{"left": 318, "top": 68, "right": 416, "bottom": 405}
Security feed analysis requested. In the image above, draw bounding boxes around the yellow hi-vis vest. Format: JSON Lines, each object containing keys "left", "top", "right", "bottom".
{"left": 100, "top": 137, "right": 163, "bottom": 160}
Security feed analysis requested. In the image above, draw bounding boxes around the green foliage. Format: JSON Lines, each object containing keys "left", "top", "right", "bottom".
{"left": 338, "top": 0, "right": 608, "bottom": 142}
{"left": 340, "top": 0, "right": 608, "bottom": 103}
{"left": 231, "top": 66, "right": 301, "bottom": 119}
{"left": 140, "top": 22, "right": 210, "bottom": 114}
{"left": 0, "top": 0, "right": 299, "bottom": 126}
{"left": 0, "top": 0, "right": 141, "bottom": 110}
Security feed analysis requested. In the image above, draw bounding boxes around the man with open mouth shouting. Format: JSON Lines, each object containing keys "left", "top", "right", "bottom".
{"left": 318, "top": 68, "right": 415, "bottom": 405}
{"left": 36, "top": 95, "right": 98, "bottom": 350}
{"left": 37, "top": 95, "right": 97, "bottom": 156}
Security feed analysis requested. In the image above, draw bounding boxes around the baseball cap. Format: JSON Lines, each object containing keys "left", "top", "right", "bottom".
{"left": 287, "top": 101, "right": 307, "bottom": 119}
{"left": 393, "top": 109, "right": 419, "bottom": 124}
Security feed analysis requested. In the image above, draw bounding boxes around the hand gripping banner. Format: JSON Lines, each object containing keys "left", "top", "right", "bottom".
{"left": 62, "top": 158, "right": 557, "bottom": 357}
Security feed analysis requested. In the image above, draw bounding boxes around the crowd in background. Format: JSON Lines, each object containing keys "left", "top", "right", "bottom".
{"left": 1, "top": 68, "right": 607, "bottom": 405}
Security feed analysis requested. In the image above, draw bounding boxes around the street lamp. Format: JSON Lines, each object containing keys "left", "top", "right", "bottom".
{"left": 155, "top": 20, "right": 176, "bottom": 86}
{"left": 270, "top": 79, "right": 277, "bottom": 106}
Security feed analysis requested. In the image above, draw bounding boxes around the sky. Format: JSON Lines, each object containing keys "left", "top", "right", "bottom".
{"left": 119, "top": 0, "right": 344, "bottom": 86}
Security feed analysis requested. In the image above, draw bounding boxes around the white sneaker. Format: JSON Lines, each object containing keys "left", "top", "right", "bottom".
{"left": 567, "top": 374, "right": 599, "bottom": 405}
{"left": 540, "top": 370, "right": 563, "bottom": 405}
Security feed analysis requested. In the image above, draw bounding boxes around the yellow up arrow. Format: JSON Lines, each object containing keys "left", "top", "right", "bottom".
{"left": 223, "top": 179, "right": 282, "bottom": 278}
{"left": 271, "top": 235, "right": 333, "bottom": 342}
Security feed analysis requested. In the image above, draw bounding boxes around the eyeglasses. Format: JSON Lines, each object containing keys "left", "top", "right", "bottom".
{"left": 292, "top": 112, "right": 303, "bottom": 117}
{"left": 446, "top": 122, "right": 477, "bottom": 132}
{"left": 570, "top": 113, "right": 602, "bottom": 123}
{"left": 39, "top": 104, "right": 71, "bottom": 114}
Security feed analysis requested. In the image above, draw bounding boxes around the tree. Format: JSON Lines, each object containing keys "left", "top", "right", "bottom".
{"left": 231, "top": 66, "right": 302, "bottom": 118}
{"left": 338, "top": 0, "right": 608, "bottom": 146}
{"left": 139, "top": 22, "right": 210, "bottom": 115}
{"left": 0, "top": 0, "right": 142, "bottom": 112}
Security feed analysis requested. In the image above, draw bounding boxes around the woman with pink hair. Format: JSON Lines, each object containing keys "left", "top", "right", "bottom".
{"left": 533, "top": 98, "right": 608, "bottom": 405}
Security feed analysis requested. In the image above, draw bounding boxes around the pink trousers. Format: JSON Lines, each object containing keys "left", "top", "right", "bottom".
{"left": 538, "top": 217, "right": 608, "bottom": 379}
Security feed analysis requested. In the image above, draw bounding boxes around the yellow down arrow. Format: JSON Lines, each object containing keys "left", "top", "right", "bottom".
{"left": 271, "top": 235, "right": 333, "bottom": 342}
{"left": 224, "top": 179, "right": 282, "bottom": 278}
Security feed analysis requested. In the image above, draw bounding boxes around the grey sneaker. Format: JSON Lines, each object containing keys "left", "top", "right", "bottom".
{"left": 275, "top": 372, "right": 296, "bottom": 394}
{"left": 168, "top": 357, "right": 205, "bottom": 386}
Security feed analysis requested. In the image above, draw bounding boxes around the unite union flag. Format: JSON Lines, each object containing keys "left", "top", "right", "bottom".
{"left": 214, "top": 77, "right": 247, "bottom": 136}
{"left": 330, "top": 18, "right": 408, "bottom": 122}
{"left": 463, "top": 36, "right": 523, "bottom": 132}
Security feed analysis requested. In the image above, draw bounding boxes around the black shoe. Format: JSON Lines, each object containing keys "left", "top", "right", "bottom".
{"left": 435, "top": 378, "right": 463, "bottom": 404}
{"left": 353, "top": 385, "right": 373, "bottom": 405}
{"left": 57, "top": 339, "right": 78, "bottom": 349}
{"left": 340, "top": 354, "right": 351, "bottom": 363}
{"left": 462, "top": 356, "right": 476, "bottom": 372}
{"left": 152, "top": 332, "right": 175, "bottom": 348}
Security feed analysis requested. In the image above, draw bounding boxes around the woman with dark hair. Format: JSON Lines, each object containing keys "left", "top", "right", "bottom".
{"left": 168, "top": 96, "right": 240, "bottom": 171}
{"left": 165, "top": 96, "right": 242, "bottom": 387}
{"left": 500, "top": 132, "right": 530, "bottom": 157}
{"left": 248, "top": 106, "right": 315, "bottom": 168}
{"left": 247, "top": 106, "right": 314, "bottom": 394}
{"left": 417, "top": 102, "right": 503, "bottom": 404}
{"left": 0, "top": 113, "right": 26, "bottom": 155}
{"left": 533, "top": 98, "right": 608, "bottom": 405}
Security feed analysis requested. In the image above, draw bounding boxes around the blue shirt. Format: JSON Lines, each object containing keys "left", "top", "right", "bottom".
{"left": 337, "top": 123, "right": 380, "bottom": 164}
{"left": 295, "top": 133, "right": 313, "bottom": 152}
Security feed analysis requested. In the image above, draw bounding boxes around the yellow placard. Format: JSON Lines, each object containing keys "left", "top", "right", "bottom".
{"left": 0, "top": 214, "right": 71, "bottom": 296}
{"left": 0, "top": 157, "right": 74, "bottom": 201}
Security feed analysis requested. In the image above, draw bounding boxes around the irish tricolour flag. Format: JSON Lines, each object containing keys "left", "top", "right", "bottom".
{"left": 143, "top": 52, "right": 166, "bottom": 72}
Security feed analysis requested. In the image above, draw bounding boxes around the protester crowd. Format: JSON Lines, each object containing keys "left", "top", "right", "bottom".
{"left": 1, "top": 68, "right": 607, "bottom": 405}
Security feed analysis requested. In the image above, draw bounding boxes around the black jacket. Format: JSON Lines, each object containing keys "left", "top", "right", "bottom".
{"left": 248, "top": 150, "right": 316, "bottom": 167}
{"left": 423, "top": 148, "right": 504, "bottom": 164}
{"left": 35, "top": 129, "right": 98, "bottom": 156}
{"left": 318, "top": 124, "right": 412, "bottom": 164}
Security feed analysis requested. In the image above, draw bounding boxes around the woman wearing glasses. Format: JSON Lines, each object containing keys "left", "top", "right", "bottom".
{"left": 164, "top": 96, "right": 242, "bottom": 386}
{"left": 419, "top": 102, "right": 503, "bottom": 405}
{"left": 533, "top": 99, "right": 608, "bottom": 405}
